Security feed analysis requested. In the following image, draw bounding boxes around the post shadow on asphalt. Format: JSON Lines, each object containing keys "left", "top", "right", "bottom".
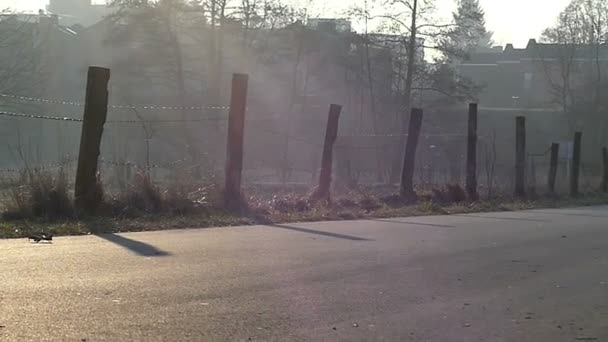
{"left": 531, "top": 210, "right": 608, "bottom": 219}
{"left": 454, "top": 214, "right": 548, "bottom": 223}
{"left": 370, "top": 219, "right": 454, "bottom": 228}
{"left": 266, "top": 224, "right": 371, "bottom": 241}
{"left": 96, "top": 233, "right": 171, "bottom": 257}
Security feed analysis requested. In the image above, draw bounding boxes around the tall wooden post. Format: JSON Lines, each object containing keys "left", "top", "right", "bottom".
{"left": 224, "top": 73, "right": 249, "bottom": 210}
{"left": 75, "top": 66, "right": 110, "bottom": 214}
{"left": 602, "top": 147, "right": 608, "bottom": 193}
{"left": 400, "top": 108, "right": 424, "bottom": 200}
{"left": 570, "top": 132, "right": 582, "bottom": 197}
{"left": 548, "top": 143, "right": 559, "bottom": 194}
{"left": 514, "top": 116, "right": 526, "bottom": 197}
{"left": 312, "top": 104, "right": 342, "bottom": 201}
{"left": 466, "top": 103, "right": 478, "bottom": 200}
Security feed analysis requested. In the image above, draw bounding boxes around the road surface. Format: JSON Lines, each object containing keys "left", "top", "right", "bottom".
{"left": 1, "top": 206, "right": 608, "bottom": 341}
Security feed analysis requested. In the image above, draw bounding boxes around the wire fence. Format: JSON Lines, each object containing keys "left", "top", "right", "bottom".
{"left": 2, "top": 90, "right": 605, "bottom": 195}
{"left": 0, "top": 92, "right": 230, "bottom": 111}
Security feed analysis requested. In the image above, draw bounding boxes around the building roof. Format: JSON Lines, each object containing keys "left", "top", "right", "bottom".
{"left": 463, "top": 38, "right": 608, "bottom": 64}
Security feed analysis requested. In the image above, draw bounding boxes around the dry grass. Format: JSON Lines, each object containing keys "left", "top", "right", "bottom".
{"left": 2, "top": 168, "right": 73, "bottom": 221}
{"left": 1, "top": 168, "right": 608, "bottom": 239}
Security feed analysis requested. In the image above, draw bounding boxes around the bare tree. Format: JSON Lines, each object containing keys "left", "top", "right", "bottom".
{"left": 355, "top": 0, "right": 480, "bottom": 183}
{"left": 540, "top": 0, "right": 608, "bottom": 145}
{"left": 482, "top": 129, "right": 497, "bottom": 198}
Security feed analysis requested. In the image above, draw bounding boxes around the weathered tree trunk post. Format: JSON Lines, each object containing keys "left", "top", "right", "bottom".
{"left": 514, "top": 116, "right": 526, "bottom": 197}
{"left": 312, "top": 104, "right": 342, "bottom": 202}
{"left": 602, "top": 147, "right": 608, "bottom": 193}
{"left": 466, "top": 103, "right": 478, "bottom": 200}
{"left": 570, "top": 132, "right": 582, "bottom": 197}
{"left": 548, "top": 143, "right": 559, "bottom": 194}
{"left": 74, "top": 66, "right": 110, "bottom": 214}
{"left": 224, "top": 73, "right": 249, "bottom": 210}
{"left": 400, "top": 108, "right": 424, "bottom": 200}
{"left": 529, "top": 155, "right": 537, "bottom": 196}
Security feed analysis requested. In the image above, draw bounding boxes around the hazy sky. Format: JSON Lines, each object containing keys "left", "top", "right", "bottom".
{"left": 4, "top": 0, "right": 572, "bottom": 47}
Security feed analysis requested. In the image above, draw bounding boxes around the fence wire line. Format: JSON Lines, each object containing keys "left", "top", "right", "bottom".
{"left": 0, "top": 110, "right": 84, "bottom": 122}
{"left": 0, "top": 92, "right": 230, "bottom": 111}
{"left": 339, "top": 133, "right": 469, "bottom": 138}
{"left": 99, "top": 157, "right": 191, "bottom": 170}
{"left": 0, "top": 110, "right": 461, "bottom": 150}
{"left": 0, "top": 110, "right": 229, "bottom": 123}
{"left": 0, "top": 158, "right": 77, "bottom": 174}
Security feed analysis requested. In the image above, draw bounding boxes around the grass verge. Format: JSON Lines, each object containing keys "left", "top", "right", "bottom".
{"left": 2, "top": 192, "right": 608, "bottom": 239}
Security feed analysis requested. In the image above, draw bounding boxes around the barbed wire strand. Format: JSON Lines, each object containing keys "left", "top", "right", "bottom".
{"left": 0, "top": 110, "right": 230, "bottom": 123}
{"left": 0, "top": 93, "right": 229, "bottom": 111}
{"left": 0, "top": 158, "right": 77, "bottom": 174}
{"left": 99, "top": 157, "right": 190, "bottom": 170}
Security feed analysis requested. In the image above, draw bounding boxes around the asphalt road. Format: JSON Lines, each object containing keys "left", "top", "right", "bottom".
{"left": 2, "top": 206, "right": 608, "bottom": 342}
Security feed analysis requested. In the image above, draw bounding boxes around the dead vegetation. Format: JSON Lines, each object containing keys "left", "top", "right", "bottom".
{"left": 1, "top": 168, "right": 608, "bottom": 239}
{"left": 2, "top": 168, "right": 72, "bottom": 221}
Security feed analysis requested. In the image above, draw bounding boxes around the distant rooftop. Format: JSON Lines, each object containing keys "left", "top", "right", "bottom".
{"left": 307, "top": 18, "right": 351, "bottom": 33}
{"left": 46, "top": 0, "right": 109, "bottom": 27}
{"left": 464, "top": 38, "right": 608, "bottom": 64}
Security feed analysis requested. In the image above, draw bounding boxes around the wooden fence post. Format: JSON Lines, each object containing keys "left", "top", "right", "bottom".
{"left": 514, "top": 116, "right": 526, "bottom": 197}
{"left": 466, "top": 103, "right": 478, "bottom": 200}
{"left": 400, "top": 108, "right": 424, "bottom": 200}
{"left": 312, "top": 104, "right": 342, "bottom": 201}
{"left": 548, "top": 143, "right": 559, "bottom": 194}
{"left": 74, "top": 66, "right": 110, "bottom": 214}
{"left": 224, "top": 73, "right": 249, "bottom": 210}
{"left": 570, "top": 132, "right": 582, "bottom": 197}
{"left": 602, "top": 147, "right": 608, "bottom": 193}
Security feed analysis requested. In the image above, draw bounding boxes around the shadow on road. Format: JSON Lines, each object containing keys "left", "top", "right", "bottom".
{"left": 455, "top": 214, "right": 548, "bottom": 223}
{"left": 96, "top": 234, "right": 171, "bottom": 257}
{"left": 532, "top": 210, "right": 608, "bottom": 219}
{"left": 266, "top": 224, "right": 371, "bottom": 241}
{"left": 370, "top": 219, "right": 453, "bottom": 228}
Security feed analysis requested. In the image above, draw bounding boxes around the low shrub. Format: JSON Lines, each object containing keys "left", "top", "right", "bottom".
{"left": 359, "top": 194, "right": 382, "bottom": 211}
{"left": 431, "top": 184, "right": 466, "bottom": 204}
{"left": 3, "top": 168, "right": 73, "bottom": 220}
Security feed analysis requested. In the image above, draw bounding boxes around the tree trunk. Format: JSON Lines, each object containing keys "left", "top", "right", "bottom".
{"left": 282, "top": 27, "right": 304, "bottom": 185}
{"left": 363, "top": 16, "right": 384, "bottom": 184}
{"left": 390, "top": 0, "right": 418, "bottom": 184}
{"left": 171, "top": 27, "right": 201, "bottom": 179}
